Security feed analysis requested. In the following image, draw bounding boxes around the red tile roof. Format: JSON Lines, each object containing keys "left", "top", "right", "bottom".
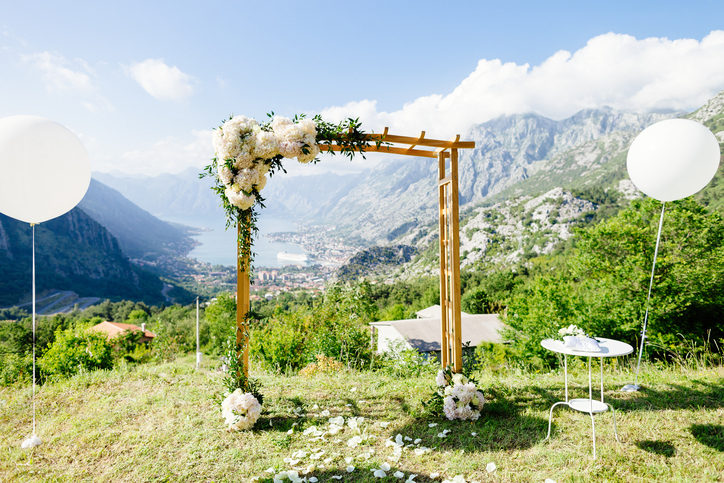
{"left": 88, "top": 321, "right": 155, "bottom": 340}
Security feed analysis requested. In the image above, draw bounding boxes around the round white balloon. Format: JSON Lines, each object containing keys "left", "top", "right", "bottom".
{"left": 627, "top": 118, "right": 721, "bottom": 202}
{"left": 0, "top": 115, "right": 91, "bottom": 224}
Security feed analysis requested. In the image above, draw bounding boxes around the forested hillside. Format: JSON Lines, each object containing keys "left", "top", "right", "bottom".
{"left": 0, "top": 210, "right": 167, "bottom": 307}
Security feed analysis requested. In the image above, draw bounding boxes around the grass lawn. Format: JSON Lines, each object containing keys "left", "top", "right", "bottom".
{"left": 1, "top": 355, "right": 723, "bottom": 482}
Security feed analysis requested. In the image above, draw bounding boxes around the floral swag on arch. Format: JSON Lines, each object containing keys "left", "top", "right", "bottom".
{"left": 202, "top": 113, "right": 378, "bottom": 268}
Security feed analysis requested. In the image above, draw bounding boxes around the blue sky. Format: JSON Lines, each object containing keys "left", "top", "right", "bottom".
{"left": 2, "top": 0, "right": 724, "bottom": 176}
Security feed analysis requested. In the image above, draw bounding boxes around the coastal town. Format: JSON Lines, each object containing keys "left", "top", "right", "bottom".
{"left": 160, "top": 226, "right": 362, "bottom": 300}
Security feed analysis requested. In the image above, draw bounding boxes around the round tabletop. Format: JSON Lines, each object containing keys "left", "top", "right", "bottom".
{"left": 541, "top": 337, "right": 634, "bottom": 358}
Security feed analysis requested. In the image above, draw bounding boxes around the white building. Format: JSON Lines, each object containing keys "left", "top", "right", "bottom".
{"left": 370, "top": 306, "right": 505, "bottom": 353}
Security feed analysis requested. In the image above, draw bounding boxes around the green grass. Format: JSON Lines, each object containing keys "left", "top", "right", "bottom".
{"left": 1, "top": 356, "right": 723, "bottom": 482}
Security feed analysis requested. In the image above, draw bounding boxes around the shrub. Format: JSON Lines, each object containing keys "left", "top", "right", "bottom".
{"left": 250, "top": 310, "right": 309, "bottom": 373}
{"left": 0, "top": 353, "right": 33, "bottom": 386}
{"left": 38, "top": 328, "right": 113, "bottom": 381}
{"left": 308, "top": 282, "right": 376, "bottom": 370}
{"left": 205, "top": 293, "right": 237, "bottom": 355}
{"left": 149, "top": 320, "right": 182, "bottom": 363}
{"left": 299, "top": 355, "right": 344, "bottom": 378}
{"left": 376, "top": 339, "right": 437, "bottom": 378}
{"left": 473, "top": 342, "right": 514, "bottom": 373}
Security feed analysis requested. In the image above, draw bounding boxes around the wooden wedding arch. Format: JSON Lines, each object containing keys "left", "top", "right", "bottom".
{"left": 236, "top": 129, "right": 475, "bottom": 374}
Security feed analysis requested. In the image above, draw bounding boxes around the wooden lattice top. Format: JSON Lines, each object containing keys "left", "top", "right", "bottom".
{"left": 325, "top": 127, "right": 475, "bottom": 158}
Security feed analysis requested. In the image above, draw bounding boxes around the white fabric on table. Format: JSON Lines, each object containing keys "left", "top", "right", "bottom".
{"left": 563, "top": 336, "right": 601, "bottom": 352}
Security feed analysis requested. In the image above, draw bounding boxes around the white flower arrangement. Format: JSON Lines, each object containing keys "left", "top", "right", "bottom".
{"left": 558, "top": 324, "right": 587, "bottom": 338}
{"left": 221, "top": 388, "right": 262, "bottom": 431}
{"left": 435, "top": 368, "right": 485, "bottom": 421}
{"left": 211, "top": 115, "right": 318, "bottom": 211}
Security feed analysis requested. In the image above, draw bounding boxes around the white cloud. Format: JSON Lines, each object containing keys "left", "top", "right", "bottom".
{"left": 128, "top": 58, "right": 194, "bottom": 101}
{"left": 21, "top": 51, "right": 113, "bottom": 111}
{"left": 320, "top": 31, "right": 724, "bottom": 138}
{"left": 96, "top": 129, "right": 213, "bottom": 176}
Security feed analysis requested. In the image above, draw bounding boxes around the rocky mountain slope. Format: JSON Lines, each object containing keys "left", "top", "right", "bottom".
{"left": 315, "top": 107, "right": 679, "bottom": 243}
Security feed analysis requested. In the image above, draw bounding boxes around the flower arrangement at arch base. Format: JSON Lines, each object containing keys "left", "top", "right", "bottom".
{"left": 423, "top": 366, "right": 485, "bottom": 421}
{"left": 218, "top": 336, "right": 264, "bottom": 431}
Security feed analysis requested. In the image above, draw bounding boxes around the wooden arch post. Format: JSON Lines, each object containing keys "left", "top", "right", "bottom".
{"left": 236, "top": 220, "right": 250, "bottom": 378}
{"left": 236, "top": 130, "right": 474, "bottom": 376}
{"left": 438, "top": 146, "right": 463, "bottom": 372}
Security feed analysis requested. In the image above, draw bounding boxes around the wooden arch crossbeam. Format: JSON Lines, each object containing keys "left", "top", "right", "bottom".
{"left": 237, "top": 128, "right": 475, "bottom": 374}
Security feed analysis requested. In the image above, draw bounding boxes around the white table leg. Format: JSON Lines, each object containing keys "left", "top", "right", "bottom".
{"left": 545, "top": 402, "right": 569, "bottom": 441}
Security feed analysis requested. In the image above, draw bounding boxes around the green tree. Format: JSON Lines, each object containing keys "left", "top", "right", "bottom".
{"left": 205, "top": 293, "right": 237, "bottom": 354}
{"left": 39, "top": 328, "right": 113, "bottom": 380}
{"left": 504, "top": 197, "right": 724, "bottom": 366}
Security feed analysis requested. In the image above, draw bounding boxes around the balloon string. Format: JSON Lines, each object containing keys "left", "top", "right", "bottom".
{"left": 32, "top": 223, "right": 36, "bottom": 438}
{"left": 634, "top": 202, "right": 665, "bottom": 387}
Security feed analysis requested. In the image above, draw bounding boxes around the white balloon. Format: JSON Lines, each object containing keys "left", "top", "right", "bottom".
{"left": 0, "top": 115, "right": 91, "bottom": 224}
{"left": 627, "top": 118, "right": 721, "bottom": 202}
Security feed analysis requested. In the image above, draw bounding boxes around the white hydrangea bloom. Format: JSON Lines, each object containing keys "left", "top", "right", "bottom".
{"left": 221, "top": 389, "right": 262, "bottom": 431}
{"left": 256, "top": 171, "right": 268, "bottom": 191}
{"left": 271, "top": 116, "right": 319, "bottom": 163}
{"left": 225, "top": 187, "right": 256, "bottom": 210}
{"left": 253, "top": 130, "right": 280, "bottom": 160}
{"left": 234, "top": 168, "right": 259, "bottom": 192}
{"left": 436, "top": 370, "right": 447, "bottom": 387}
{"left": 218, "top": 165, "right": 233, "bottom": 186}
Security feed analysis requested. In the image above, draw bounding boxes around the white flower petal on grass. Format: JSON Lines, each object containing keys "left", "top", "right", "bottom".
{"left": 351, "top": 387, "right": 357, "bottom": 392}
{"left": 345, "top": 457, "right": 353, "bottom": 464}
{"left": 545, "top": 480, "right": 557, "bottom": 483}
{"left": 452, "top": 476, "right": 467, "bottom": 483}
{"left": 324, "top": 457, "right": 332, "bottom": 464}
{"left": 380, "top": 422, "right": 390, "bottom": 428}
{"left": 405, "top": 475, "right": 417, "bottom": 483}
{"left": 380, "top": 462, "right": 391, "bottom": 471}
{"left": 394, "top": 471, "right": 405, "bottom": 478}
{"left": 373, "top": 470, "right": 387, "bottom": 478}
{"left": 428, "top": 423, "right": 438, "bottom": 427}
{"left": 329, "top": 416, "right": 345, "bottom": 426}
{"left": 331, "top": 476, "right": 343, "bottom": 480}
{"left": 414, "top": 438, "right": 422, "bottom": 444}
{"left": 395, "top": 434, "right": 404, "bottom": 445}
{"left": 347, "top": 465, "right": 355, "bottom": 472}
{"left": 346, "top": 404, "right": 352, "bottom": 407}
{"left": 311, "top": 404, "right": 319, "bottom": 410}
{"left": 430, "top": 473, "right": 439, "bottom": 479}
{"left": 321, "top": 409, "right": 331, "bottom": 417}
{"left": 309, "top": 479, "right": 318, "bottom": 483}
{"left": 486, "top": 462, "right": 497, "bottom": 473}
{"left": 347, "top": 435, "right": 363, "bottom": 448}
{"left": 471, "top": 432, "right": 477, "bottom": 436}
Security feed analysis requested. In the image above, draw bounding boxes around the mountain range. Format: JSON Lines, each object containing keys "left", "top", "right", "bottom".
{"left": 4, "top": 90, "right": 722, "bottom": 308}
{"left": 95, "top": 102, "right": 709, "bottom": 245}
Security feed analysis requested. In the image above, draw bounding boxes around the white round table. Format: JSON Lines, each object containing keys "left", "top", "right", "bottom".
{"left": 541, "top": 337, "right": 633, "bottom": 459}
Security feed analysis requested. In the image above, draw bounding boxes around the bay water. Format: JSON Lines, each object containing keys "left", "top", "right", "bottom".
{"left": 160, "top": 215, "right": 308, "bottom": 268}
